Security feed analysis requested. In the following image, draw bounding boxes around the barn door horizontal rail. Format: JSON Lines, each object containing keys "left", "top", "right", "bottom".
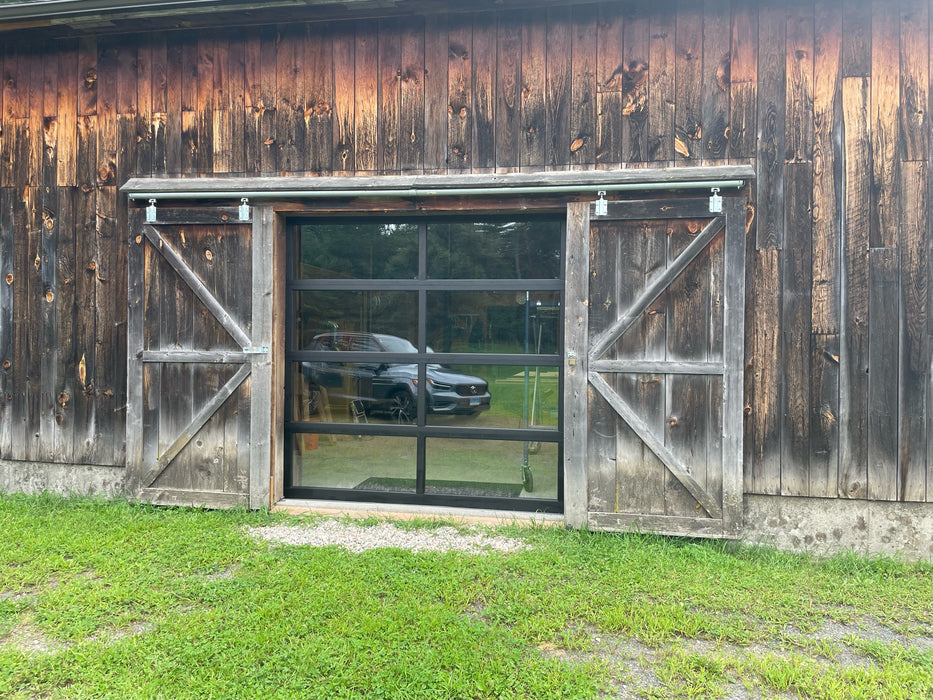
{"left": 127, "top": 180, "right": 747, "bottom": 200}
{"left": 122, "top": 166, "right": 752, "bottom": 202}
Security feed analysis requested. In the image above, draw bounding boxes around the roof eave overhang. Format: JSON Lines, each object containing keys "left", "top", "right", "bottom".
{"left": 0, "top": 0, "right": 369, "bottom": 21}
{"left": 0, "top": 0, "right": 430, "bottom": 34}
{"left": 0, "top": 0, "right": 612, "bottom": 35}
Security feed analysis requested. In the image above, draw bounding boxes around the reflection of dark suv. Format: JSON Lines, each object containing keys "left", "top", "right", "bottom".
{"left": 302, "top": 332, "right": 491, "bottom": 422}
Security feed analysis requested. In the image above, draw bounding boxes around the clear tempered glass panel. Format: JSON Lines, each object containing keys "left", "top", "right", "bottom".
{"left": 293, "top": 291, "right": 418, "bottom": 350}
{"left": 295, "top": 222, "right": 419, "bottom": 279}
{"left": 426, "top": 220, "right": 562, "bottom": 279}
{"left": 292, "top": 360, "right": 421, "bottom": 425}
{"left": 426, "top": 291, "right": 560, "bottom": 354}
{"left": 425, "top": 364, "right": 558, "bottom": 429}
{"left": 425, "top": 438, "right": 558, "bottom": 500}
{"left": 290, "top": 435, "right": 417, "bottom": 490}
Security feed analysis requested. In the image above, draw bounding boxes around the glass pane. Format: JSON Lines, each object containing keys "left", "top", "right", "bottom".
{"left": 426, "top": 438, "right": 558, "bottom": 499}
{"left": 426, "top": 365, "right": 558, "bottom": 429}
{"left": 293, "top": 291, "right": 418, "bottom": 350}
{"left": 426, "top": 220, "right": 561, "bottom": 279}
{"left": 290, "top": 436, "right": 417, "bottom": 489}
{"left": 292, "top": 359, "right": 421, "bottom": 424}
{"left": 427, "top": 291, "right": 560, "bottom": 354}
{"left": 295, "top": 222, "right": 418, "bottom": 279}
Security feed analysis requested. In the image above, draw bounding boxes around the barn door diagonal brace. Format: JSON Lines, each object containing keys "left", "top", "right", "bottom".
{"left": 588, "top": 216, "right": 724, "bottom": 362}
{"left": 141, "top": 363, "right": 252, "bottom": 487}
{"left": 588, "top": 370, "right": 722, "bottom": 519}
{"left": 142, "top": 224, "right": 253, "bottom": 350}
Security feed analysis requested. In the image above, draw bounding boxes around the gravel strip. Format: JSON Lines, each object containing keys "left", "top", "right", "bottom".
{"left": 247, "top": 520, "right": 529, "bottom": 554}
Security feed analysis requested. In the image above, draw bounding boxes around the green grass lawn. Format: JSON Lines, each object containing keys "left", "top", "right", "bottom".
{"left": 1, "top": 494, "right": 932, "bottom": 699}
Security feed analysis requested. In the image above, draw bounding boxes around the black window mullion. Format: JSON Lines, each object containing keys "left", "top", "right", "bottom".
{"left": 557, "top": 219, "right": 566, "bottom": 461}
{"left": 416, "top": 353, "right": 561, "bottom": 366}
{"left": 289, "top": 279, "right": 562, "bottom": 291}
{"left": 284, "top": 226, "right": 297, "bottom": 423}
{"left": 289, "top": 279, "right": 424, "bottom": 291}
{"left": 416, "top": 222, "right": 428, "bottom": 494}
{"left": 284, "top": 225, "right": 297, "bottom": 490}
{"left": 421, "top": 279, "right": 562, "bottom": 291}
{"left": 286, "top": 351, "right": 431, "bottom": 364}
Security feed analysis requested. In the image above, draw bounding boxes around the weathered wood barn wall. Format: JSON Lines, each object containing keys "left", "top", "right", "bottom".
{"left": 0, "top": 0, "right": 931, "bottom": 536}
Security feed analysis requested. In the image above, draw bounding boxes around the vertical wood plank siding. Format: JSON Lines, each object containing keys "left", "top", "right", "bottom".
{"left": 0, "top": 0, "right": 930, "bottom": 506}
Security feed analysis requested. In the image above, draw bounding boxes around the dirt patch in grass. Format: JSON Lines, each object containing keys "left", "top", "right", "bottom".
{"left": 532, "top": 616, "right": 933, "bottom": 700}
{"left": 2, "top": 617, "right": 154, "bottom": 657}
{"left": 89, "top": 621, "right": 155, "bottom": 644}
{"left": 0, "top": 578, "right": 63, "bottom": 603}
{"left": 203, "top": 566, "right": 239, "bottom": 582}
{"left": 5, "top": 618, "right": 67, "bottom": 656}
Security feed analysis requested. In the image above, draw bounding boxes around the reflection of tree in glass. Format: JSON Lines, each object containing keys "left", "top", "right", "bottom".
{"left": 426, "top": 220, "right": 561, "bottom": 279}
{"left": 299, "top": 219, "right": 561, "bottom": 281}
{"left": 299, "top": 223, "right": 419, "bottom": 280}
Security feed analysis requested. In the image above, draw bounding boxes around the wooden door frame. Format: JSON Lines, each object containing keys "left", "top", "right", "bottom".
{"left": 252, "top": 205, "right": 276, "bottom": 509}
{"left": 563, "top": 195, "right": 747, "bottom": 537}
{"left": 126, "top": 205, "right": 275, "bottom": 509}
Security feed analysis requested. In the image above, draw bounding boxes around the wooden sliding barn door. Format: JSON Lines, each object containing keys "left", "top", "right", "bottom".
{"left": 126, "top": 206, "right": 273, "bottom": 509}
{"left": 564, "top": 196, "right": 746, "bottom": 537}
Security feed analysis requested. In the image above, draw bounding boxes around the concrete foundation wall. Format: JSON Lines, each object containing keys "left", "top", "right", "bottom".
{"left": 0, "top": 460, "right": 126, "bottom": 499}
{"left": 743, "top": 495, "right": 933, "bottom": 562}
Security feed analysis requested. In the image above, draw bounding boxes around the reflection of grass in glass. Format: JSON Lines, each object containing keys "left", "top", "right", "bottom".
{"left": 296, "top": 436, "right": 416, "bottom": 488}
{"left": 427, "top": 440, "right": 559, "bottom": 499}
{"left": 296, "top": 434, "right": 558, "bottom": 499}
{"left": 487, "top": 368, "right": 559, "bottom": 428}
